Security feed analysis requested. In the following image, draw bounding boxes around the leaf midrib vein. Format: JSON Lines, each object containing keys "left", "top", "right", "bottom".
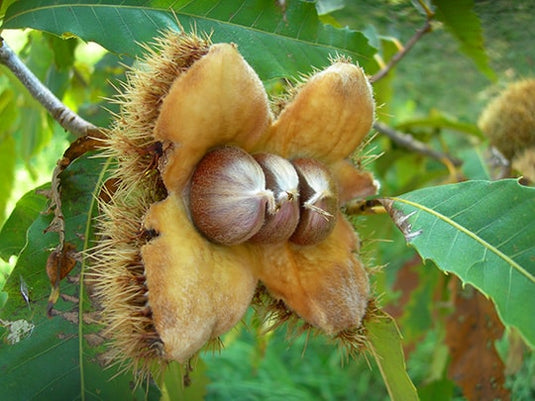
{"left": 4, "top": 3, "right": 359, "bottom": 54}
{"left": 391, "top": 196, "right": 535, "bottom": 284}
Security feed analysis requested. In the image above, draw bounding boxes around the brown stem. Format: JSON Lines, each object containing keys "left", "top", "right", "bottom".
{"left": 44, "top": 133, "right": 106, "bottom": 315}
{"left": 0, "top": 37, "right": 97, "bottom": 137}
{"left": 370, "top": 19, "right": 432, "bottom": 83}
{"left": 374, "top": 121, "right": 462, "bottom": 167}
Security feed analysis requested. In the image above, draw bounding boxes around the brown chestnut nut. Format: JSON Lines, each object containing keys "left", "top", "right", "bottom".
{"left": 250, "top": 153, "right": 300, "bottom": 243}
{"left": 290, "top": 158, "right": 339, "bottom": 245}
{"left": 188, "top": 146, "right": 275, "bottom": 245}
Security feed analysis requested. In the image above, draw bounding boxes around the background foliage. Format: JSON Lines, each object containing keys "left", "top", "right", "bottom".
{"left": 0, "top": 1, "right": 534, "bottom": 400}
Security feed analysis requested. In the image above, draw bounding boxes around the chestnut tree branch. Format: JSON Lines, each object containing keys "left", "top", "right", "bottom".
{"left": 1, "top": 38, "right": 108, "bottom": 313}
{"left": 374, "top": 121, "right": 462, "bottom": 167}
{"left": 370, "top": 19, "right": 432, "bottom": 83}
{"left": 0, "top": 37, "right": 97, "bottom": 137}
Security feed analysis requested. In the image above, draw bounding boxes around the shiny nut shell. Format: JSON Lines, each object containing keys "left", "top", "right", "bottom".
{"left": 290, "top": 158, "right": 338, "bottom": 245}
{"left": 250, "top": 153, "right": 300, "bottom": 243}
{"left": 189, "top": 146, "right": 275, "bottom": 245}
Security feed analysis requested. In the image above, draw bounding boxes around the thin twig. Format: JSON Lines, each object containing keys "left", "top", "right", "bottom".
{"left": 370, "top": 19, "right": 432, "bottom": 83}
{"left": 374, "top": 121, "right": 462, "bottom": 166}
{"left": 0, "top": 37, "right": 97, "bottom": 137}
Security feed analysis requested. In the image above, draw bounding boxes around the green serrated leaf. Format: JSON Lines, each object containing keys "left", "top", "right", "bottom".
{"left": 432, "top": 0, "right": 496, "bottom": 81}
{"left": 366, "top": 311, "right": 419, "bottom": 401}
{"left": 2, "top": 0, "right": 376, "bottom": 81}
{"left": 384, "top": 179, "right": 535, "bottom": 348}
{"left": 0, "top": 154, "right": 158, "bottom": 400}
{"left": 0, "top": 184, "right": 49, "bottom": 262}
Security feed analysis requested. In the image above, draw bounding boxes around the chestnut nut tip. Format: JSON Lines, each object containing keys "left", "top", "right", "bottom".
{"left": 290, "top": 158, "right": 339, "bottom": 246}
{"left": 250, "top": 153, "right": 301, "bottom": 243}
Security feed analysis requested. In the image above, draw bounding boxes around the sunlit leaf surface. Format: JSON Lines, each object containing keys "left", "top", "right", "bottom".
{"left": 2, "top": 0, "right": 376, "bottom": 81}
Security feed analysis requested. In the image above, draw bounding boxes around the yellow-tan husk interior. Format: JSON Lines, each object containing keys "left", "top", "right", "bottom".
{"left": 90, "top": 32, "right": 211, "bottom": 374}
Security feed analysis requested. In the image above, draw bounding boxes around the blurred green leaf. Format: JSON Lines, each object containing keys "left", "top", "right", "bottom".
{"left": 21, "top": 31, "right": 53, "bottom": 83}
{"left": 395, "top": 110, "right": 483, "bottom": 139}
{"left": 2, "top": 0, "right": 376, "bottom": 81}
{"left": 46, "top": 34, "right": 77, "bottom": 71}
{"left": 419, "top": 377, "right": 455, "bottom": 401}
{"left": 0, "top": 290, "right": 7, "bottom": 308}
{"left": 316, "top": 0, "right": 346, "bottom": 15}
{"left": 76, "top": 52, "right": 128, "bottom": 128}
{"left": 459, "top": 145, "right": 492, "bottom": 180}
{"left": 158, "top": 360, "right": 209, "bottom": 401}
{"left": 362, "top": 24, "right": 381, "bottom": 52}
{"left": 43, "top": 33, "right": 78, "bottom": 97}
{"left": 0, "top": 86, "right": 18, "bottom": 133}
{"left": 398, "top": 263, "right": 440, "bottom": 343}
{"left": 0, "top": 154, "right": 158, "bottom": 400}
{"left": 44, "top": 64, "right": 70, "bottom": 100}
{"left": 0, "top": 184, "right": 48, "bottom": 262}
{"left": 432, "top": 0, "right": 496, "bottom": 81}
{"left": 0, "top": 0, "right": 18, "bottom": 18}
{"left": 427, "top": 341, "right": 449, "bottom": 383}
{"left": 373, "top": 36, "right": 399, "bottom": 124}
{"left": 9, "top": 32, "right": 54, "bottom": 163}
{"left": 0, "top": 135, "right": 16, "bottom": 225}
{"left": 411, "top": 0, "right": 433, "bottom": 16}
{"left": 379, "top": 150, "right": 447, "bottom": 195}
{"left": 366, "top": 311, "right": 419, "bottom": 401}
{"left": 16, "top": 103, "right": 48, "bottom": 164}
{"left": 204, "top": 312, "right": 389, "bottom": 400}
{"left": 384, "top": 179, "right": 535, "bottom": 348}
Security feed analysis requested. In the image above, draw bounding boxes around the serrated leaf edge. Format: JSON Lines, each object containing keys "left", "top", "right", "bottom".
{"left": 2, "top": 1, "right": 375, "bottom": 67}
{"left": 389, "top": 196, "right": 535, "bottom": 284}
